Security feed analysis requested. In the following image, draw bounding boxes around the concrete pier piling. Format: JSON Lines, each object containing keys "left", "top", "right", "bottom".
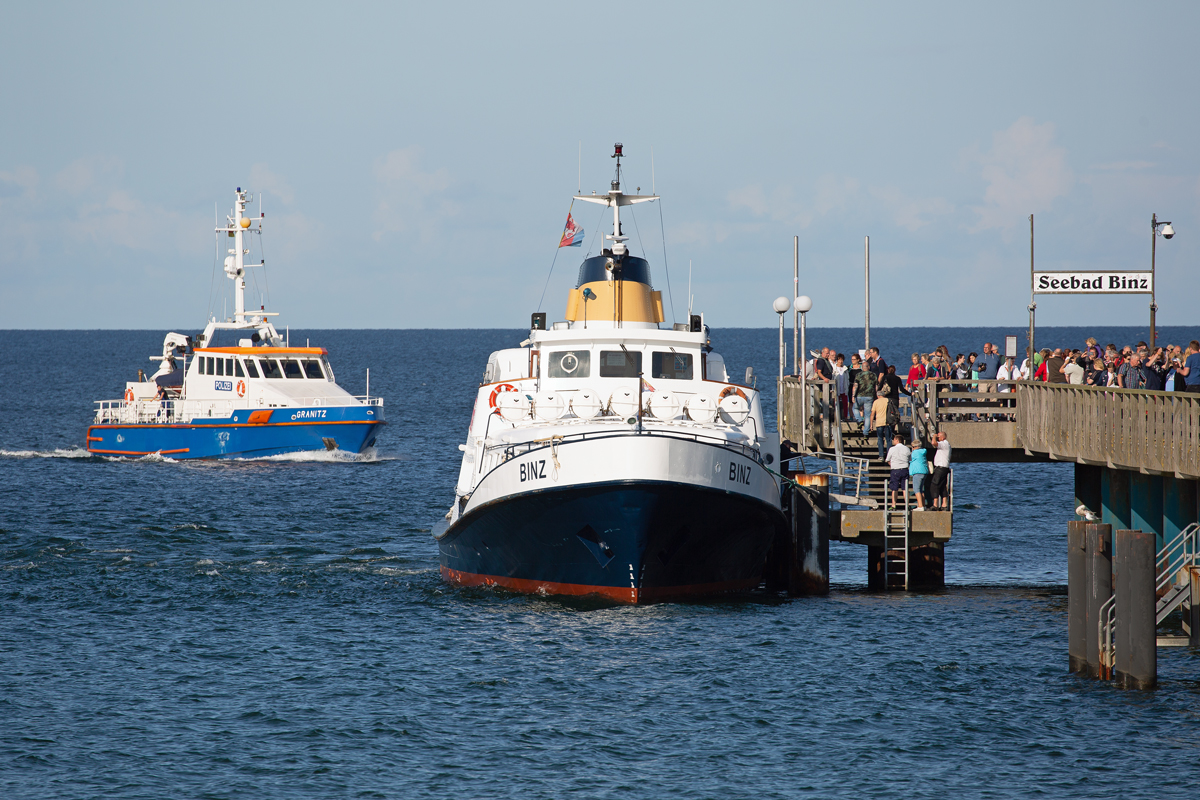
{"left": 1067, "top": 520, "right": 1087, "bottom": 674}
{"left": 1084, "top": 523, "right": 1113, "bottom": 679}
{"left": 1114, "top": 529, "right": 1157, "bottom": 690}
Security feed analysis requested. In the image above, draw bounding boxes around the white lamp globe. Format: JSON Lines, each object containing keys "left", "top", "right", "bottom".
{"left": 794, "top": 295, "right": 813, "bottom": 313}
{"left": 773, "top": 296, "right": 791, "bottom": 314}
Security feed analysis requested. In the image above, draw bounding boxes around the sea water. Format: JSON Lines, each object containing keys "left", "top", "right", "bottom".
{"left": 1, "top": 327, "right": 1198, "bottom": 799}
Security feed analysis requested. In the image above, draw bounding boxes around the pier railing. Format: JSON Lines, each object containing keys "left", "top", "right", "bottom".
{"left": 781, "top": 376, "right": 1200, "bottom": 477}
{"left": 1016, "top": 382, "right": 1200, "bottom": 478}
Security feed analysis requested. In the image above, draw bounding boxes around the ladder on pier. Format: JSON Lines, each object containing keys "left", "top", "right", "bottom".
{"left": 883, "top": 487, "right": 912, "bottom": 590}
{"left": 833, "top": 409, "right": 916, "bottom": 590}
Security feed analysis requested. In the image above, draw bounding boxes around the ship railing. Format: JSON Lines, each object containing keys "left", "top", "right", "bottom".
{"left": 270, "top": 395, "right": 385, "bottom": 408}
{"left": 489, "top": 426, "right": 764, "bottom": 465}
{"left": 93, "top": 394, "right": 384, "bottom": 424}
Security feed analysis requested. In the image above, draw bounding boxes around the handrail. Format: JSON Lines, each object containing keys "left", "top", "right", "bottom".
{"left": 1099, "top": 593, "right": 1117, "bottom": 680}
{"left": 1156, "top": 522, "right": 1200, "bottom": 596}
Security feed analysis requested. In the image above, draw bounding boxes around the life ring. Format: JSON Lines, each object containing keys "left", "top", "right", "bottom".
{"left": 124, "top": 388, "right": 134, "bottom": 402}
{"left": 718, "top": 385, "right": 748, "bottom": 402}
{"left": 489, "top": 383, "right": 517, "bottom": 409}
{"left": 236, "top": 380, "right": 246, "bottom": 397}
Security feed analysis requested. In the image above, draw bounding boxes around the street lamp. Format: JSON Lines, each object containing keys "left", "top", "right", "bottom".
{"left": 794, "top": 295, "right": 813, "bottom": 451}
{"left": 774, "top": 296, "right": 791, "bottom": 435}
{"left": 1151, "top": 213, "right": 1174, "bottom": 350}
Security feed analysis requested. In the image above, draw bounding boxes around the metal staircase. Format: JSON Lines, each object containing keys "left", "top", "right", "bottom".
{"left": 1156, "top": 522, "right": 1199, "bottom": 630}
{"left": 1100, "top": 522, "right": 1200, "bottom": 669}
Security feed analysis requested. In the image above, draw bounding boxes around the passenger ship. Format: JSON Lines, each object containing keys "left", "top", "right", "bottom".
{"left": 86, "top": 188, "right": 384, "bottom": 459}
{"left": 437, "top": 145, "right": 785, "bottom": 603}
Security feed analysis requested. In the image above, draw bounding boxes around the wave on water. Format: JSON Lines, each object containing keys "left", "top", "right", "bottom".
{"left": 246, "top": 447, "right": 394, "bottom": 464}
{"left": 0, "top": 447, "right": 95, "bottom": 459}
{"left": 0, "top": 447, "right": 393, "bottom": 464}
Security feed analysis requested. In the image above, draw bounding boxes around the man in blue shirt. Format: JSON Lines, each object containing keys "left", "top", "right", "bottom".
{"left": 1181, "top": 340, "right": 1200, "bottom": 393}
{"left": 867, "top": 347, "right": 888, "bottom": 379}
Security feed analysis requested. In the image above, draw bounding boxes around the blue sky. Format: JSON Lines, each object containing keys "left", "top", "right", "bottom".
{"left": 2, "top": 1, "right": 1197, "bottom": 330}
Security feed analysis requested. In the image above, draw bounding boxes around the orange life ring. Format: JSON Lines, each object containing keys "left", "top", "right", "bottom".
{"left": 718, "top": 385, "right": 748, "bottom": 402}
{"left": 236, "top": 380, "right": 246, "bottom": 397}
{"left": 124, "top": 388, "right": 134, "bottom": 402}
{"left": 489, "top": 383, "right": 517, "bottom": 409}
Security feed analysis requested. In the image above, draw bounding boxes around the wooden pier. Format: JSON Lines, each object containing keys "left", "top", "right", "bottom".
{"left": 778, "top": 376, "right": 1200, "bottom": 686}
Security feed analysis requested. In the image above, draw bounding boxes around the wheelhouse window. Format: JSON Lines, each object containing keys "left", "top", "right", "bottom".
{"left": 259, "top": 359, "right": 283, "bottom": 379}
{"left": 215, "top": 358, "right": 224, "bottom": 377}
{"left": 244, "top": 359, "right": 259, "bottom": 378}
{"left": 198, "top": 358, "right": 206, "bottom": 375}
{"left": 547, "top": 350, "right": 590, "bottom": 378}
{"left": 599, "top": 350, "right": 642, "bottom": 378}
{"left": 281, "top": 359, "right": 303, "bottom": 379}
{"left": 303, "top": 359, "right": 324, "bottom": 379}
{"left": 234, "top": 359, "right": 245, "bottom": 378}
{"left": 225, "top": 358, "right": 234, "bottom": 376}
{"left": 652, "top": 352, "right": 693, "bottom": 380}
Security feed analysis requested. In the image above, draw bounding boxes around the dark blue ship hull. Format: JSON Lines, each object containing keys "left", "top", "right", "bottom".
{"left": 438, "top": 480, "right": 785, "bottom": 603}
{"left": 86, "top": 406, "right": 383, "bottom": 459}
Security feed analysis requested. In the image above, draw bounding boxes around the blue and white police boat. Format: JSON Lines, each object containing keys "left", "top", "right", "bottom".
{"left": 436, "top": 144, "right": 785, "bottom": 603}
{"left": 86, "top": 188, "right": 385, "bottom": 459}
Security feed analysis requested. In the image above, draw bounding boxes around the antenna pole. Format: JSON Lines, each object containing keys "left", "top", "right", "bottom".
{"left": 864, "top": 236, "right": 871, "bottom": 353}
{"left": 793, "top": 235, "right": 799, "bottom": 374}
{"left": 687, "top": 260, "right": 693, "bottom": 319}
{"left": 1029, "top": 214, "right": 1035, "bottom": 378}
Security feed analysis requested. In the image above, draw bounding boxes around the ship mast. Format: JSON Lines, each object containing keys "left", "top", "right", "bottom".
{"left": 575, "top": 143, "right": 659, "bottom": 255}
{"left": 217, "top": 188, "right": 261, "bottom": 323}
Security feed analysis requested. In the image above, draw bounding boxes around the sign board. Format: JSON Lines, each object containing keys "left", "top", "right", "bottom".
{"left": 1033, "top": 271, "right": 1152, "bottom": 294}
{"left": 1004, "top": 336, "right": 1017, "bottom": 358}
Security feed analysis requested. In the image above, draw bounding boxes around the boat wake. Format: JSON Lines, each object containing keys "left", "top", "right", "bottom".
{"left": 0, "top": 447, "right": 97, "bottom": 460}
{"left": 1, "top": 447, "right": 390, "bottom": 464}
{"left": 244, "top": 447, "right": 393, "bottom": 463}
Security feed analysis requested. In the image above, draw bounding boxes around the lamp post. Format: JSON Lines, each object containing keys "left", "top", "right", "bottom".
{"left": 795, "top": 295, "right": 813, "bottom": 452}
{"left": 774, "top": 296, "right": 791, "bottom": 435}
{"left": 1150, "top": 213, "right": 1175, "bottom": 351}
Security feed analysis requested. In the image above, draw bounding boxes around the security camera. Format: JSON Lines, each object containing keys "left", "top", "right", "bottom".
{"left": 1162, "top": 224, "right": 1175, "bottom": 239}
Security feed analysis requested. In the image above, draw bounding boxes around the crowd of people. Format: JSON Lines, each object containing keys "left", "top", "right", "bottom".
{"left": 795, "top": 337, "right": 1200, "bottom": 509}
{"left": 802, "top": 337, "right": 1200, "bottom": 433}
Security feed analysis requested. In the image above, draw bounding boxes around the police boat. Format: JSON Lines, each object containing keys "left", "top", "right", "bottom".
{"left": 86, "top": 188, "right": 384, "bottom": 459}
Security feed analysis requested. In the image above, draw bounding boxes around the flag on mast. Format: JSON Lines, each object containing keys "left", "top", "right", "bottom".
{"left": 559, "top": 212, "right": 584, "bottom": 248}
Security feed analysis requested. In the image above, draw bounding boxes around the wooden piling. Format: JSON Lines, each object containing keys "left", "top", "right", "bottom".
{"left": 908, "top": 543, "right": 945, "bottom": 589}
{"left": 1084, "top": 523, "right": 1112, "bottom": 678}
{"left": 764, "top": 473, "right": 829, "bottom": 596}
{"left": 788, "top": 474, "right": 829, "bottom": 595}
{"left": 1067, "top": 520, "right": 1087, "bottom": 673}
{"left": 1114, "top": 529, "right": 1157, "bottom": 690}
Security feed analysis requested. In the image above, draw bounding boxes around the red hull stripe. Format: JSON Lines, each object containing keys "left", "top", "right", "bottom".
{"left": 440, "top": 566, "right": 757, "bottom": 604}
{"left": 88, "top": 448, "right": 190, "bottom": 456}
